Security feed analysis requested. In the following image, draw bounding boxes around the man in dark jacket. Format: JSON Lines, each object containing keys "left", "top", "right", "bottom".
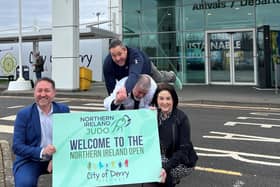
{"left": 103, "top": 39, "right": 182, "bottom": 95}
{"left": 33, "top": 51, "right": 44, "bottom": 79}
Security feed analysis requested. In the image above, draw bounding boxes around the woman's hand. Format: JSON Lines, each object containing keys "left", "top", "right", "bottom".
{"left": 159, "top": 168, "right": 167, "bottom": 183}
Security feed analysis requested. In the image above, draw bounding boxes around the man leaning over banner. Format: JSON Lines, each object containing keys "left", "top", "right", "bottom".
{"left": 12, "top": 77, "right": 70, "bottom": 187}
{"left": 104, "top": 74, "right": 168, "bottom": 184}
{"left": 104, "top": 74, "right": 157, "bottom": 111}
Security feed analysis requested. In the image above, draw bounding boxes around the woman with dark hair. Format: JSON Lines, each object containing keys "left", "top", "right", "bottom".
{"left": 144, "top": 83, "right": 197, "bottom": 187}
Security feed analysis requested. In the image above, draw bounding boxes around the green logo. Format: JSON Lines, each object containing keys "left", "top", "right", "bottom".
{"left": 0, "top": 53, "right": 17, "bottom": 75}
{"left": 111, "top": 115, "right": 131, "bottom": 133}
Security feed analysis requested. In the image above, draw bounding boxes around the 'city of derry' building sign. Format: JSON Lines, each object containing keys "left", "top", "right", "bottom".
{"left": 52, "top": 109, "right": 162, "bottom": 187}
{"left": 193, "top": 0, "right": 280, "bottom": 10}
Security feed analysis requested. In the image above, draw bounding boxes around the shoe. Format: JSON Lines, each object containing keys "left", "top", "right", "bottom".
{"left": 174, "top": 76, "right": 183, "bottom": 90}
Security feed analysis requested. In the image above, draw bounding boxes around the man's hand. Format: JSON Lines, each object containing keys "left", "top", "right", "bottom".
{"left": 43, "top": 144, "right": 56, "bottom": 156}
{"left": 114, "top": 87, "right": 128, "bottom": 104}
{"left": 149, "top": 106, "right": 157, "bottom": 110}
{"left": 47, "top": 160, "right": 53, "bottom": 173}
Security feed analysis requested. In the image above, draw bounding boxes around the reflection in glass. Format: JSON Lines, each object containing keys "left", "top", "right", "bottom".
{"left": 233, "top": 32, "right": 254, "bottom": 82}
{"left": 185, "top": 32, "right": 205, "bottom": 83}
{"left": 209, "top": 33, "right": 231, "bottom": 82}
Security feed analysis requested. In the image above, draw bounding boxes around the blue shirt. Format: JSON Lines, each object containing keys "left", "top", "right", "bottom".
{"left": 37, "top": 105, "right": 53, "bottom": 159}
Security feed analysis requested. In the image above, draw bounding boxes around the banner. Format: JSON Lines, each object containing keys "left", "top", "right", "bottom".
{"left": 53, "top": 109, "right": 162, "bottom": 187}
{"left": 0, "top": 39, "right": 107, "bottom": 81}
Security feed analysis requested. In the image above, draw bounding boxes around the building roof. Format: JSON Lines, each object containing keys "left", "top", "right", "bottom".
{"left": 0, "top": 27, "right": 119, "bottom": 43}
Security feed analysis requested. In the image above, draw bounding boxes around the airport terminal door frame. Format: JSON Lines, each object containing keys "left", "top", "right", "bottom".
{"left": 205, "top": 28, "right": 257, "bottom": 85}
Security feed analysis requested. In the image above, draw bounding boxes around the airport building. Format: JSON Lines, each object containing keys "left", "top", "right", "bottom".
{"left": 110, "top": 0, "right": 280, "bottom": 88}
{"left": 0, "top": 1, "right": 279, "bottom": 89}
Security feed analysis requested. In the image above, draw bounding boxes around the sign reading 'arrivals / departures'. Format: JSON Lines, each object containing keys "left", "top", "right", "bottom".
{"left": 53, "top": 109, "right": 162, "bottom": 187}
{"left": 193, "top": 0, "right": 280, "bottom": 11}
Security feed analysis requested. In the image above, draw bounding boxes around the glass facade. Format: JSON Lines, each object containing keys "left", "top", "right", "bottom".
{"left": 122, "top": 0, "right": 280, "bottom": 86}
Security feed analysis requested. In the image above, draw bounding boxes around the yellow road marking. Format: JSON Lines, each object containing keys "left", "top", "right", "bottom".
{"left": 195, "top": 166, "right": 242, "bottom": 176}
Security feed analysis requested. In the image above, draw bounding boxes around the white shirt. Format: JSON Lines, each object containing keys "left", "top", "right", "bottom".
{"left": 104, "top": 76, "right": 157, "bottom": 111}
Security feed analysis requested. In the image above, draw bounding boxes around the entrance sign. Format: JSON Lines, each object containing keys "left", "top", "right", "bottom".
{"left": 53, "top": 109, "right": 161, "bottom": 187}
{"left": 192, "top": 0, "right": 280, "bottom": 11}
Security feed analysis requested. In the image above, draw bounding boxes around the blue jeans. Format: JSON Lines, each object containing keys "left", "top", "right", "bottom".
{"left": 35, "top": 72, "right": 42, "bottom": 79}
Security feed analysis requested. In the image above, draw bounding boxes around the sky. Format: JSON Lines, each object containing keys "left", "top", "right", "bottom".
{"left": 0, "top": 0, "right": 109, "bottom": 32}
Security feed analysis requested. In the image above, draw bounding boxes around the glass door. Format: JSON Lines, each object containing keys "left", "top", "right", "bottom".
{"left": 233, "top": 32, "right": 255, "bottom": 83}
{"left": 207, "top": 30, "right": 256, "bottom": 84}
{"left": 209, "top": 32, "right": 231, "bottom": 82}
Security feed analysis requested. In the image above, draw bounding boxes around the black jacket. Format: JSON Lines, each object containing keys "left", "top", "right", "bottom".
{"left": 34, "top": 56, "right": 44, "bottom": 72}
{"left": 158, "top": 108, "right": 198, "bottom": 173}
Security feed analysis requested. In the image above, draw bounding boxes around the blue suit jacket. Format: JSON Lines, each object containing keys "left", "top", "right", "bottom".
{"left": 12, "top": 102, "right": 70, "bottom": 174}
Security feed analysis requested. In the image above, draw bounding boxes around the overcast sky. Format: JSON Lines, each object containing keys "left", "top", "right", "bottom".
{"left": 0, "top": 0, "right": 108, "bottom": 31}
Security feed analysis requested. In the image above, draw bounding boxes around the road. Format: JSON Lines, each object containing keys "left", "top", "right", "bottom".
{"left": 0, "top": 95, "right": 280, "bottom": 187}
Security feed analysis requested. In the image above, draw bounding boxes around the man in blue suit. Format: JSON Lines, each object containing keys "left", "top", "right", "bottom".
{"left": 12, "top": 77, "right": 70, "bottom": 187}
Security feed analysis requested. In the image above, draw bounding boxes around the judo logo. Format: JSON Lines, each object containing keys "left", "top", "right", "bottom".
{"left": 111, "top": 115, "right": 131, "bottom": 133}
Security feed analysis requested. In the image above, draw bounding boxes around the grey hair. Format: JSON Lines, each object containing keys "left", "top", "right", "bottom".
{"left": 134, "top": 74, "right": 151, "bottom": 92}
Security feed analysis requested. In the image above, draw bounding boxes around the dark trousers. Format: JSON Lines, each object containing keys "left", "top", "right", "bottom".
{"left": 35, "top": 72, "right": 42, "bottom": 79}
{"left": 14, "top": 161, "right": 49, "bottom": 187}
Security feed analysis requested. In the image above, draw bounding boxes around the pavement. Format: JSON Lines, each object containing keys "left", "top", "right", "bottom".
{"left": 0, "top": 140, "right": 13, "bottom": 187}
{"left": 0, "top": 80, "right": 280, "bottom": 186}
{"left": 1, "top": 81, "right": 280, "bottom": 107}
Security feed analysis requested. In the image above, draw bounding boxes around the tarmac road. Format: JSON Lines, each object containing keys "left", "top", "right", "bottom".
{"left": 1, "top": 81, "right": 280, "bottom": 187}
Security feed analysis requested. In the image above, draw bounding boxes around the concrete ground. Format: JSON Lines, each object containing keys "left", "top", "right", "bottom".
{"left": 1, "top": 81, "right": 280, "bottom": 107}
